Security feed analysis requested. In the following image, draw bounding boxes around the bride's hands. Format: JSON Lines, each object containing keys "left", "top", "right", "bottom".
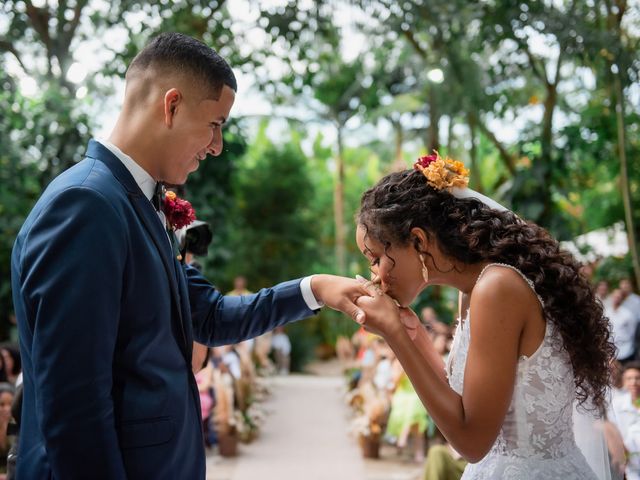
{"left": 354, "top": 275, "right": 419, "bottom": 340}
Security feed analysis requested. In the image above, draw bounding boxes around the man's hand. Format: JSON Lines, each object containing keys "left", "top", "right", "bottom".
{"left": 192, "top": 342, "right": 209, "bottom": 373}
{"left": 310, "top": 274, "right": 371, "bottom": 323}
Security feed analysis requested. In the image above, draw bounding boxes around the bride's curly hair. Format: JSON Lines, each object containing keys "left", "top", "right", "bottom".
{"left": 357, "top": 170, "right": 615, "bottom": 412}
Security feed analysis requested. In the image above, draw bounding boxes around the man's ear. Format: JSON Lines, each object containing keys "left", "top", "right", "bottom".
{"left": 163, "top": 88, "right": 182, "bottom": 127}
{"left": 410, "top": 227, "right": 429, "bottom": 253}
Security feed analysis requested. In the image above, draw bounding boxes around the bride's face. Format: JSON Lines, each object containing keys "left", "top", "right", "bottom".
{"left": 356, "top": 224, "right": 426, "bottom": 307}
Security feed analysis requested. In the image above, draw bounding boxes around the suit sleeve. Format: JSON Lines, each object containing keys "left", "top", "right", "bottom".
{"left": 17, "top": 187, "right": 127, "bottom": 479}
{"left": 185, "top": 265, "right": 316, "bottom": 346}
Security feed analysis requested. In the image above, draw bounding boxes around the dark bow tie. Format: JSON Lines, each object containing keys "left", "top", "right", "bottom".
{"left": 152, "top": 182, "right": 164, "bottom": 211}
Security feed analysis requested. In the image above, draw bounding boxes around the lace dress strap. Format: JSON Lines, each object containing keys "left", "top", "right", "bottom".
{"left": 475, "top": 262, "right": 545, "bottom": 309}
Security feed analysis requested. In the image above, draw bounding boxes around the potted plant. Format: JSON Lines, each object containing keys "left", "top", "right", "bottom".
{"left": 213, "top": 370, "right": 239, "bottom": 457}
{"left": 351, "top": 415, "right": 382, "bottom": 459}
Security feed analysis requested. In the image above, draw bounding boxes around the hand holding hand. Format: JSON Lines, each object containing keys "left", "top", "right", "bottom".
{"left": 353, "top": 275, "right": 422, "bottom": 341}
{"left": 310, "top": 274, "right": 371, "bottom": 323}
{"left": 352, "top": 275, "right": 404, "bottom": 337}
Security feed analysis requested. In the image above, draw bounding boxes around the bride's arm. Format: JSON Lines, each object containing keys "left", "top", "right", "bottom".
{"left": 405, "top": 290, "right": 471, "bottom": 384}
{"left": 357, "top": 269, "right": 529, "bottom": 462}
{"left": 397, "top": 308, "right": 448, "bottom": 384}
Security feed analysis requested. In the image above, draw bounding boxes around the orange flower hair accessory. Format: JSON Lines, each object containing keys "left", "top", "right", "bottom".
{"left": 413, "top": 151, "right": 469, "bottom": 190}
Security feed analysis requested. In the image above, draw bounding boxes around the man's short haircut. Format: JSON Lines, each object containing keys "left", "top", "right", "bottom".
{"left": 126, "top": 32, "right": 237, "bottom": 100}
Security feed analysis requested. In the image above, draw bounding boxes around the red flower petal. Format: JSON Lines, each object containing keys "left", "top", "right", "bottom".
{"left": 163, "top": 195, "right": 196, "bottom": 229}
{"left": 413, "top": 153, "right": 439, "bottom": 170}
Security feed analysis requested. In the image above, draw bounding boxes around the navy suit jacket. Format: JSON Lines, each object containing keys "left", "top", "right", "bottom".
{"left": 11, "top": 140, "right": 315, "bottom": 479}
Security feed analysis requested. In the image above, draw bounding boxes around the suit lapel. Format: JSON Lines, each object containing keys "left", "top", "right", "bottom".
{"left": 86, "top": 140, "right": 190, "bottom": 358}
{"left": 129, "top": 196, "right": 188, "bottom": 347}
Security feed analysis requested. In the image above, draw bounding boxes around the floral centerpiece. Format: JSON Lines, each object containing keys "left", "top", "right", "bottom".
{"left": 347, "top": 390, "right": 386, "bottom": 459}
{"left": 212, "top": 369, "right": 238, "bottom": 457}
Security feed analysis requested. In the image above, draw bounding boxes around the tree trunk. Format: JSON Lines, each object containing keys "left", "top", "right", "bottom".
{"left": 538, "top": 83, "right": 558, "bottom": 224}
{"left": 395, "top": 121, "right": 404, "bottom": 165}
{"left": 427, "top": 87, "right": 440, "bottom": 152}
{"left": 446, "top": 115, "right": 455, "bottom": 156}
{"left": 541, "top": 85, "right": 557, "bottom": 162}
{"left": 467, "top": 113, "right": 483, "bottom": 193}
{"left": 388, "top": 119, "right": 406, "bottom": 172}
{"left": 603, "top": 0, "right": 640, "bottom": 287}
{"left": 473, "top": 114, "right": 516, "bottom": 176}
{"left": 334, "top": 125, "right": 346, "bottom": 275}
{"left": 613, "top": 71, "right": 640, "bottom": 288}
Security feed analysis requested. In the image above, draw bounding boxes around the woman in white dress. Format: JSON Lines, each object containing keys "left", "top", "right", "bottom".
{"left": 353, "top": 153, "right": 616, "bottom": 478}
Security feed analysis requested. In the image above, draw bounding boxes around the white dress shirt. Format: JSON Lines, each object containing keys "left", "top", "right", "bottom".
{"left": 623, "top": 292, "right": 640, "bottom": 321}
{"left": 606, "top": 302, "right": 639, "bottom": 359}
{"left": 271, "top": 332, "right": 291, "bottom": 355}
{"left": 96, "top": 139, "right": 323, "bottom": 311}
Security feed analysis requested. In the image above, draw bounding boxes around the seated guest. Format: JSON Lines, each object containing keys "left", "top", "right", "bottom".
{"left": 595, "top": 280, "right": 610, "bottom": 304}
{"left": 0, "top": 383, "right": 16, "bottom": 477}
{"left": 422, "top": 444, "right": 467, "bottom": 480}
{"left": 606, "top": 289, "right": 639, "bottom": 365}
{"left": 227, "top": 275, "right": 252, "bottom": 296}
{"left": 386, "top": 359, "right": 429, "bottom": 463}
{"left": 609, "top": 361, "right": 640, "bottom": 480}
{"left": 271, "top": 327, "right": 291, "bottom": 375}
{"left": 620, "top": 278, "right": 640, "bottom": 317}
{"left": 0, "top": 345, "right": 20, "bottom": 386}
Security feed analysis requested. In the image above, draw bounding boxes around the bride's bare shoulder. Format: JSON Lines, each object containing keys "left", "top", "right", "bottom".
{"left": 470, "top": 265, "right": 540, "bottom": 329}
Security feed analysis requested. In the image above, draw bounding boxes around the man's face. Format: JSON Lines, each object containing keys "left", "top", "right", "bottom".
{"left": 162, "top": 85, "right": 235, "bottom": 184}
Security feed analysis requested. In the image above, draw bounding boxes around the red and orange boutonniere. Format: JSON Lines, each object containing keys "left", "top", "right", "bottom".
{"left": 413, "top": 151, "right": 469, "bottom": 190}
{"left": 163, "top": 191, "right": 196, "bottom": 230}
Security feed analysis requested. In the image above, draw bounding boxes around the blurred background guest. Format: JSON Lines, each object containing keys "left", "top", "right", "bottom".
{"left": 0, "top": 383, "right": 15, "bottom": 479}
{"left": 271, "top": 327, "right": 291, "bottom": 375}
{"left": 609, "top": 361, "right": 640, "bottom": 480}
{"left": 606, "top": 289, "right": 639, "bottom": 365}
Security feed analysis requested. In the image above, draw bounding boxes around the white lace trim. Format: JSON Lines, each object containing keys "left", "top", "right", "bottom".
{"left": 461, "top": 445, "right": 597, "bottom": 479}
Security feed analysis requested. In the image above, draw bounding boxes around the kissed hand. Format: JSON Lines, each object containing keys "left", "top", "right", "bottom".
{"left": 354, "top": 275, "right": 419, "bottom": 340}
{"left": 310, "top": 274, "right": 372, "bottom": 323}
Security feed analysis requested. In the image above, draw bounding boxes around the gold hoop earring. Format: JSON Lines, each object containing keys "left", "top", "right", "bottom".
{"left": 419, "top": 254, "right": 429, "bottom": 283}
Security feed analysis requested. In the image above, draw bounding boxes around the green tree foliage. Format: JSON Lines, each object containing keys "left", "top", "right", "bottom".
{"left": 103, "top": 0, "right": 248, "bottom": 78}
{"left": 2, "top": 0, "right": 640, "bottom": 345}
{"left": 251, "top": 1, "right": 385, "bottom": 274}
{"left": 0, "top": 50, "right": 92, "bottom": 335}
{"left": 0, "top": 67, "right": 42, "bottom": 338}
{"left": 182, "top": 122, "right": 248, "bottom": 278}
{"left": 224, "top": 125, "right": 316, "bottom": 289}
{"left": 0, "top": 0, "right": 249, "bottom": 332}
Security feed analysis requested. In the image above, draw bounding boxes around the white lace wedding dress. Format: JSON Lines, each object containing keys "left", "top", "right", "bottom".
{"left": 446, "top": 263, "right": 599, "bottom": 479}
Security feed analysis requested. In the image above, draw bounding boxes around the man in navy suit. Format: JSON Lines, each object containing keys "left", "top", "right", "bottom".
{"left": 11, "top": 32, "right": 367, "bottom": 479}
